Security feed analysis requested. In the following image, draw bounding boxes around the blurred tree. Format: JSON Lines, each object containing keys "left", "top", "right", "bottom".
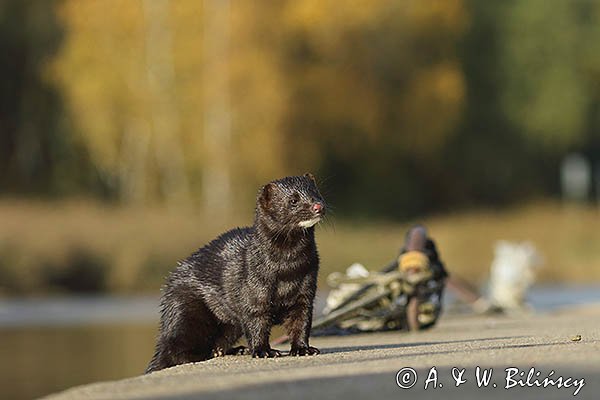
{"left": 51, "top": 0, "right": 169, "bottom": 203}
{"left": 202, "top": 0, "right": 232, "bottom": 213}
{"left": 229, "top": 1, "right": 290, "bottom": 203}
{"left": 439, "top": 0, "right": 538, "bottom": 208}
{"left": 442, "top": 0, "right": 600, "bottom": 209}
{"left": 0, "top": 0, "right": 92, "bottom": 196}
{"left": 497, "top": 0, "right": 600, "bottom": 149}
{"left": 50, "top": 0, "right": 289, "bottom": 210}
{"left": 143, "top": 0, "right": 191, "bottom": 206}
{"left": 28, "top": 0, "right": 476, "bottom": 217}
{"left": 279, "top": 0, "right": 468, "bottom": 217}
{"left": 5, "top": 0, "right": 600, "bottom": 217}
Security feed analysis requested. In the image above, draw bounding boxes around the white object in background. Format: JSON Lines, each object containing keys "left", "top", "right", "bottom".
{"left": 561, "top": 153, "right": 591, "bottom": 202}
{"left": 323, "top": 263, "right": 370, "bottom": 315}
{"left": 488, "top": 241, "right": 542, "bottom": 312}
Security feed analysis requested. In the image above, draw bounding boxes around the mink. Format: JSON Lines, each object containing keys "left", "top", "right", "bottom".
{"left": 146, "top": 174, "right": 326, "bottom": 373}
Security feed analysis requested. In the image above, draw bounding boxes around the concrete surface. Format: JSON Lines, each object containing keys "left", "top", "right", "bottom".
{"left": 43, "top": 305, "right": 600, "bottom": 400}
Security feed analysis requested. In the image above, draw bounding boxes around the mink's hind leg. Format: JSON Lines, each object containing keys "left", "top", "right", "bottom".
{"left": 146, "top": 295, "right": 219, "bottom": 373}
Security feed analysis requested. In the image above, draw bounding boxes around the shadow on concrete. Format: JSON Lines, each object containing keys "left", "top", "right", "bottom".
{"left": 321, "top": 335, "right": 530, "bottom": 354}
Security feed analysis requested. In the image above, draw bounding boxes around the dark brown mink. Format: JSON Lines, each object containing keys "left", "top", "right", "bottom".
{"left": 146, "top": 174, "right": 326, "bottom": 373}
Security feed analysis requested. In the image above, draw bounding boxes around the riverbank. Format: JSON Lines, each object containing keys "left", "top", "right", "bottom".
{"left": 1, "top": 200, "right": 599, "bottom": 295}
{"left": 44, "top": 304, "right": 600, "bottom": 400}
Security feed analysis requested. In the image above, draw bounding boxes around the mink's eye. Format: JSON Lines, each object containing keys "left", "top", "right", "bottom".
{"left": 290, "top": 193, "right": 300, "bottom": 206}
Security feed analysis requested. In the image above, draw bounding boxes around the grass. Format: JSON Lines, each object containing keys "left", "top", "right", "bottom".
{"left": 0, "top": 199, "right": 599, "bottom": 295}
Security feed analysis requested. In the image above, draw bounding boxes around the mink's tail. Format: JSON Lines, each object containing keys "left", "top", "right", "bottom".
{"left": 145, "top": 350, "right": 163, "bottom": 374}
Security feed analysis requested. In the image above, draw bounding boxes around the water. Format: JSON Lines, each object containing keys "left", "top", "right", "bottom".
{"left": 0, "top": 323, "right": 158, "bottom": 400}
{"left": 524, "top": 285, "right": 600, "bottom": 311}
{"left": 0, "top": 296, "right": 159, "bottom": 328}
{"left": 0, "top": 296, "right": 159, "bottom": 400}
{"left": 445, "top": 284, "right": 600, "bottom": 313}
{"left": 1, "top": 286, "right": 599, "bottom": 400}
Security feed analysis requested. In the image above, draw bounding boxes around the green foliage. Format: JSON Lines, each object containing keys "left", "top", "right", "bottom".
{"left": 497, "top": 0, "right": 600, "bottom": 148}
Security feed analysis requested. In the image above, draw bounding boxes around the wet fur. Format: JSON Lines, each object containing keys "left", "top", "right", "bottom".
{"left": 146, "top": 175, "right": 325, "bottom": 373}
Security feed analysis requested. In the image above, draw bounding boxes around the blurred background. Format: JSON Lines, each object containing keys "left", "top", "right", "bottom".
{"left": 1, "top": 0, "right": 599, "bottom": 399}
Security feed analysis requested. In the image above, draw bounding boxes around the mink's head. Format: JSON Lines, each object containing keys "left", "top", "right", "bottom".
{"left": 256, "top": 173, "right": 326, "bottom": 232}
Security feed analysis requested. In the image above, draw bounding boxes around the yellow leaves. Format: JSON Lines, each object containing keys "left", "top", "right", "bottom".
{"left": 302, "top": 64, "right": 380, "bottom": 136}
{"left": 399, "top": 61, "right": 465, "bottom": 154}
{"left": 284, "top": 0, "right": 382, "bottom": 33}
{"left": 283, "top": 0, "right": 396, "bottom": 61}
{"left": 46, "top": 0, "right": 469, "bottom": 208}
{"left": 283, "top": 0, "right": 468, "bottom": 161}
{"left": 408, "top": 0, "right": 469, "bottom": 36}
{"left": 50, "top": 0, "right": 149, "bottom": 173}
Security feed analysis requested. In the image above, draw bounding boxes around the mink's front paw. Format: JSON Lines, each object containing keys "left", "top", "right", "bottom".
{"left": 251, "top": 347, "right": 282, "bottom": 358}
{"left": 289, "top": 345, "right": 320, "bottom": 356}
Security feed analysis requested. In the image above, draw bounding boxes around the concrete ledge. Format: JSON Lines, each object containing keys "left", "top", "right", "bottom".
{"left": 43, "top": 306, "right": 600, "bottom": 400}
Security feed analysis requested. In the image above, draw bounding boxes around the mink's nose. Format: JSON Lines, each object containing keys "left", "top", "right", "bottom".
{"left": 312, "top": 202, "right": 323, "bottom": 214}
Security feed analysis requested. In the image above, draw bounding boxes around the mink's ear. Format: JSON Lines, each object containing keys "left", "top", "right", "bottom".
{"left": 259, "top": 183, "right": 274, "bottom": 209}
{"left": 304, "top": 173, "right": 317, "bottom": 184}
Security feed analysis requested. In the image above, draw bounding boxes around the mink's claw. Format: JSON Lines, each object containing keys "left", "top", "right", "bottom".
{"left": 289, "top": 345, "right": 320, "bottom": 356}
{"left": 252, "top": 348, "right": 282, "bottom": 358}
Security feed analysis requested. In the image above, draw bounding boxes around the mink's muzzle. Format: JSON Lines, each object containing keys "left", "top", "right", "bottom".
{"left": 312, "top": 202, "right": 324, "bottom": 215}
